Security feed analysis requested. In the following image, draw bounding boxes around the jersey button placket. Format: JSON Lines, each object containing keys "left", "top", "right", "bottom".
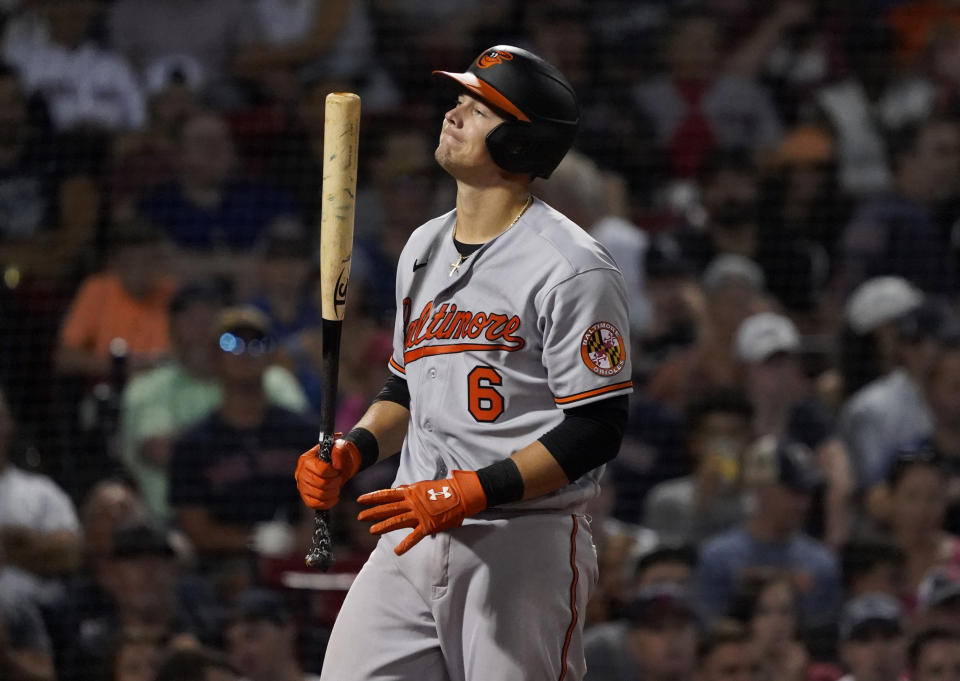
{"left": 428, "top": 367, "right": 438, "bottom": 379}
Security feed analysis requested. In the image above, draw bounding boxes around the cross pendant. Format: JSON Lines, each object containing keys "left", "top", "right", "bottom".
{"left": 449, "top": 254, "right": 467, "bottom": 277}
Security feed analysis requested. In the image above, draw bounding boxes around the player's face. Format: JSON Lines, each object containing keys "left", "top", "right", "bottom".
{"left": 435, "top": 93, "right": 506, "bottom": 178}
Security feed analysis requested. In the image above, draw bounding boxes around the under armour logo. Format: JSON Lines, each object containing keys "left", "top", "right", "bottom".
{"left": 427, "top": 487, "right": 452, "bottom": 501}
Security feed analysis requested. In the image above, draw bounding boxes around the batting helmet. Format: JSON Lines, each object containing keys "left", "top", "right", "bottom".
{"left": 433, "top": 45, "right": 579, "bottom": 179}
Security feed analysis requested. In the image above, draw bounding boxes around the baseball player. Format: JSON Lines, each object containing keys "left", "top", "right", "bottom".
{"left": 295, "top": 45, "right": 633, "bottom": 681}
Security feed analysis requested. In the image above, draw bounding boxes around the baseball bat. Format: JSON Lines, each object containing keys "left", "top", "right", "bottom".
{"left": 305, "top": 92, "right": 361, "bottom": 570}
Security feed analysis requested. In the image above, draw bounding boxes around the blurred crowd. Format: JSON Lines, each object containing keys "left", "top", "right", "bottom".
{"left": 2, "top": 0, "right": 960, "bottom": 679}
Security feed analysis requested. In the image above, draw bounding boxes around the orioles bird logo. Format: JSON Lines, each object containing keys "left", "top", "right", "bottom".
{"left": 477, "top": 49, "right": 514, "bottom": 68}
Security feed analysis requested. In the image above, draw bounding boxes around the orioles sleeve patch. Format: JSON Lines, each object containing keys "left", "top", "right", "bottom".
{"left": 580, "top": 322, "right": 626, "bottom": 376}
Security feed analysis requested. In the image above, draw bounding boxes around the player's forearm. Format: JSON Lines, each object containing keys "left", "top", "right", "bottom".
{"left": 510, "top": 441, "right": 570, "bottom": 500}
{"left": 353, "top": 399, "right": 410, "bottom": 463}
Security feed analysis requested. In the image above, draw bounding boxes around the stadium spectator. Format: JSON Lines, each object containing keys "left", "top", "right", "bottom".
{"left": 136, "top": 110, "right": 297, "bottom": 294}
{"left": 873, "top": 447, "right": 960, "bottom": 613}
{"left": 632, "top": 6, "right": 782, "bottom": 180}
{"left": 0, "top": 385, "right": 82, "bottom": 601}
{"left": 121, "top": 281, "right": 308, "bottom": 520}
{"left": 756, "top": 125, "right": 848, "bottom": 314}
{"left": 813, "top": 19, "right": 934, "bottom": 196}
{"left": 585, "top": 583, "right": 699, "bottom": 681}
{"left": 840, "top": 539, "right": 906, "bottom": 600}
{"left": 675, "top": 152, "right": 764, "bottom": 274}
{"left": 836, "top": 593, "right": 907, "bottom": 681}
{"left": 61, "top": 520, "right": 217, "bottom": 680}
{"left": 0, "top": 544, "right": 55, "bottom": 681}
{"left": 888, "top": 1, "right": 960, "bottom": 67}
{"left": 108, "top": 0, "right": 262, "bottom": 108}
{"left": 695, "top": 619, "right": 762, "bottom": 681}
{"left": 924, "top": 343, "right": 960, "bottom": 534}
{"left": 55, "top": 219, "right": 176, "bottom": 380}
{"left": 647, "top": 254, "right": 770, "bottom": 412}
{"left": 635, "top": 545, "right": 698, "bottom": 589}
{"left": 734, "top": 312, "right": 854, "bottom": 547}
{"left": 167, "top": 306, "right": 317, "bottom": 593}
{"left": 2, "top": 0, "right": 146, "bottom": 133}
{"left": 78, "top": 476, "right": 148, "bottom": 576}
{"left": 839, "top": 287, "right": 945, "bottom": 492}
{"left": 832, "top": 116, "right": 960, "bottom": 299}
{"left": 916, "top": 568, "right": 960, "bottom": 634}
{"left": 155, "top": 644, "right": 241, "bottom": 681}
{"left": 236, "top": 0, "right": 397, "bottom": 111}
{"left": 837, "top": 276, "right": 925, "bottom": 402}
{"left": 907, "top": 628, "right": 960, "bottom": 681}
{"left": 644, "top": 389, "right": 754, "bottom": 545}
{"left": 534, "top": 150, "right": 652, "bottom": 334}
{"left": 727, "top": 572, "right": 821, "bottom": 681}
{"left": 106, "top": 633, "right": 163, "bottom": 681}
{"left": 695, "top": 436, "right": 841, "bottom": 627}
{"left": 224, "top": 588, "right": 319, "bottom": 681}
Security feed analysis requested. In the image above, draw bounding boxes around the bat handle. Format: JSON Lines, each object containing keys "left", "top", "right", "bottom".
{"left": 305, "top": 435, "right": 335, "bottom": 570}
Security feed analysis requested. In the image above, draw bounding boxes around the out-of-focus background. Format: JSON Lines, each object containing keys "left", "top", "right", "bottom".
{"left": 2, "top": 0, "right": 960, "bottom": 679}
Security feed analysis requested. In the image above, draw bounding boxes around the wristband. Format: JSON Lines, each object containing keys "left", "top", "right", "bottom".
{"left": 475, "top": 458, "right": 524, "bottom": 507}
{"left": 343, "top": 427, "right": 379, "bottom": 471}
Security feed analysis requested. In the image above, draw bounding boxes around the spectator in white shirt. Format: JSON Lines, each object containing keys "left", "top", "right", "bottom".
{"left": 2, "top": 0, "right": 145, "bottom": 132}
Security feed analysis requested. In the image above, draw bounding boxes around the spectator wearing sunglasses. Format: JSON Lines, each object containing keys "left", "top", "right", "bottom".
{"left": 167, "top": 306, "right": 318, "bottom": 597}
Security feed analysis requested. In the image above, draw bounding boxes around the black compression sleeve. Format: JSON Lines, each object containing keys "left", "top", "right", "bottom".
{"left": 373, "top": 373, "right": 411, "bottom": 410}
{"left": 537, "top": 395, "right": 629, "bottom": 482}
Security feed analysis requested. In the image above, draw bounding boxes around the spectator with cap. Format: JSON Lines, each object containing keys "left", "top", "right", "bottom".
{"left": 224, "top": 587, "right": 319, "bottom": 681}
{"left": 907, "top": 628, "right": 960, "bottom": 681}
{"left": 647, "top": 254, "right": 770, "bottom": 412}
{"left": 837, "top": 593, "right": 907, "bottom": 681}
{"left": 831, "top": 115, "right": 960, "bottom": 299}
{"left": 872, "top": 448, "right": 960, "bottom": 613}
{"left": 61, "top": 519, "right": 218, "bottom": 680}
{"left": 840, "top": 538, "right": 906, "bottom": 600}
{"left": 734, "top": 312, "right": 855, "bottom": 548}
{"left": 167, "top": 306, "right": 318, "bottom": 594}
{"left": 644, "top": 389, "right": 754, "bottom": 546}
{"left": 755, "top": 125, "right": 848, "bottom": 315}
{"left": 917, "top": 569, "right": 960, "bottom": 633}
{"left": 838, "top": 276, "right": 926, "bottom": 401}
{"left": 584, "top": 583, "right": 699, "bottom": 681}
{"left": 839, "top": 278, "right": 945, "bottom": 492}
{"left": 694, "top": 436, "right": 841, "bottom": 627}
{"left": 635, "top": 545, "right": 698, "bottom": 590}
{"left": 695, "top": 619, "right": 762, "bottom": 681}
{"left": 0, "top": 543, "right": 56, "bottom": 681}
{"left": 136, "top": 110, "right": 297, "bottom": 294}
{"left": 121, "top": 281, "right": 308, "bottom": 520}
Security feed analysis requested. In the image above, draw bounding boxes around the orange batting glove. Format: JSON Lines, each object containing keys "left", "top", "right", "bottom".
{"left": 357, "top": 470, "right": 488, "bottom": 555}
{"left": 295, "top": 436, "right": 362, "bottom": 510}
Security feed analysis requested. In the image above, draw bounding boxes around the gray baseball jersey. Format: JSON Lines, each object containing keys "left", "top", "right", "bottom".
{"left": 320, "top": 197, "right": 631, "bottom": 681}
{"left": 388, "top": 197, "right": 633, "bottom": 511}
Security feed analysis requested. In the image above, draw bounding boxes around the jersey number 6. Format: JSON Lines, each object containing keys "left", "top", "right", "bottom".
{"left": 468, "top": 366, "right": 504, "bottom": 422}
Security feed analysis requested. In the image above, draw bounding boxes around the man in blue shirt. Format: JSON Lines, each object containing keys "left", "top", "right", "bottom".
{"left": 694, "top": 436, "right": 842, "bottom": 627}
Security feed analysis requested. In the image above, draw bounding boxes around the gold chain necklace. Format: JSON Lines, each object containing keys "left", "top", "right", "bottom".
{"left": 450, "top": 195, "right": 532, "bottom": 276}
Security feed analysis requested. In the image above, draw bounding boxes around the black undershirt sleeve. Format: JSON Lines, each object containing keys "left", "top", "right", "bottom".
{"left": 538, "top": 395, "right": 629, "bottom": 483}
{"left": 373, "top": 373, "right": 411, "bottom": 410}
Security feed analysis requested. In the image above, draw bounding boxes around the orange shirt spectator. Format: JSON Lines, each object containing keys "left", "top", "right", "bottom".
{"left": 56, "top": 220, "right": 176, "bottom": 379}
{"left": 888, "top": 1, "right": 960, "bottom": 65}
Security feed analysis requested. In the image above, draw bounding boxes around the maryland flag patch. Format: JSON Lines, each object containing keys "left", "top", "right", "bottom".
{"left": 580, "top": 322, "right": 626, "bottom": 376}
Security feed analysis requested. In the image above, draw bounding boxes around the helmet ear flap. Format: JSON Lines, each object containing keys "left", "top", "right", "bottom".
{"left": 485, "top": 122, "right": 531, "bottom": 175}
{"left": 486, "top": 122, "right": 571, "bottom": 178}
